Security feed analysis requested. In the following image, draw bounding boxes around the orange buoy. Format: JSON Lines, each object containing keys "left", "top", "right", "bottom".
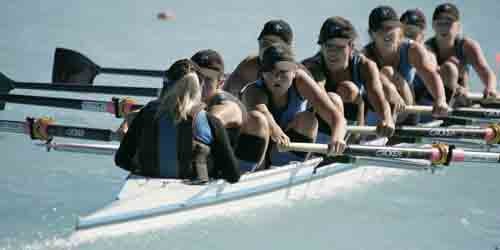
{"left": 157, "top": 11, "right": 175, "bottom": 21}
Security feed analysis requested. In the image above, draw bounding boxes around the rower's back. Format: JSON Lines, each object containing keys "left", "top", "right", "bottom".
{"left": 115, "top": 62, "right": 240, "bottom": 183}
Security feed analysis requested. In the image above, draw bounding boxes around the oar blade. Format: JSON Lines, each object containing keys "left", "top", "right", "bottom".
{"left": 52, "top": 48, "right": 99, "bottom": 84}
{"left": 0, "top": 73, "right": 14, "bottom": 110}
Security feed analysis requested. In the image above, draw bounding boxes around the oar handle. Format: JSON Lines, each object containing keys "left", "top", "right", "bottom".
{"left": 404, "top": 105, "right": 434, "bottom": 114}
{"left": 468, "top": 92, "right": 500, "bottom": 103}
{"left": 100, "top": 67, "right": 165, "bottom": 78}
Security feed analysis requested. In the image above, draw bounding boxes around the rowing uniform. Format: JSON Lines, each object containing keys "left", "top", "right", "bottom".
{"left": 364, "top": 39, "right": 419, "bottom": 125}
{"left": 426, "top": 36, "right": 470, "bottom": 86}
{"left": 303, "top": 52, "right": 368, "bottom": 124}
{"left": 115, "top": 99, "right": 240, "bottom": 183}
{"left": 254, "top": 79, "right": 308, "bottom": 128}
{"left": 244, "top": 79, "right": 310, "bottom": 166}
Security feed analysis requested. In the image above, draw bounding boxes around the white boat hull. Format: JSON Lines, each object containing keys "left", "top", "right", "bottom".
{"left": 77, "top": 154, "right": 431, "bottom": 231}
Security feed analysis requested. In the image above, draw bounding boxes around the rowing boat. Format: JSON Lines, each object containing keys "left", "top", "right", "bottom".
{"left": 77, "top": 140, "right": 436, "bottom": 231}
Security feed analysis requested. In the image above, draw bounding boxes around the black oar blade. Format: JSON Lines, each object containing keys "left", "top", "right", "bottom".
{"left": 0, "top": 73, "right": 14, "bottom": 110}
{"left": 52, "top": 48, "right": 99, "bottom": 84}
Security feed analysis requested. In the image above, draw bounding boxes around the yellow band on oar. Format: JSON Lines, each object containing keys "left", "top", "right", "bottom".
{"left": 32, "top": 117, "right": 54, "bottom": 141}
{"left": 118, "top": 97, "right": 137, "bottom": 118}
{"left": 487, "top": 124, "right": 500, "bottom": 144}
{"left": 431, "top": 143, "right": 449, "bottom": 165}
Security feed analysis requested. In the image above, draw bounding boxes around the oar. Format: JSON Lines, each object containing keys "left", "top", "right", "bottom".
{"left": 279, "top": 142, "right": 500, "bottom": 164}
{"left": 0, "top": 72, "right": 160, "bottom": 97}
{"left": 467, "top": 92, "right": 500, "bottom": 103}
{"left": 405, "top": 105, "right": 500, "bottom": 120}
{"left": 35, "top": 141, "right": 118, "bottom": 155}
{"left": 0, "top": 94, "right": 143, "bottom": 118}
{"left": 52, "top": 48, "right": 164, "bottom": 84}
{"left": 347, "top": 124, "right": 500, "bottom": 144}
{"left": 0, "top": 117, "right": 121, "bottom": 141}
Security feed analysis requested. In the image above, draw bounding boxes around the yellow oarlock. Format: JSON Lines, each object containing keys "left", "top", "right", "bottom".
{"left": 118, "top": 97, "right": 137, "bottom": 118}
{"left": 486, "top": 124, "right": 500, "bottom": 144}
{"left": 32, "top": 117, "right": 54, "bottom": 141}
{"left": 431, "top": 143, "right": 450, "bottom": 166}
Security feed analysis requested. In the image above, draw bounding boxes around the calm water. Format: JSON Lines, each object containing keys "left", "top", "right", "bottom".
{"left": 1, "top": 0, "right": 500, "bottom": 249}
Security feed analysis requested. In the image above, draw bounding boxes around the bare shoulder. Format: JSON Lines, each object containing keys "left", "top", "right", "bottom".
{"left": 236, "top": 54, "right": 260, "bottom": 71}
{"left": 224, "top": 54, "right": 260, "bottom": 94}
{"left": 241, "top": 82, "right": 268, "bottom": 108}
{"left": 462, "top": 37, "right": 481, "bottom": 52}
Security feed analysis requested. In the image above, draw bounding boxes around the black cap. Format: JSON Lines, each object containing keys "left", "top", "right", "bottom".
{"left": 433, "top": 3, "right": 460, "bottom": 21}
{"left": 260, "top": 43, "right": 296, "bottom": 72}
{"left": 191, "top": 49, "right": 224, "bottom": 76}
{"left": 318, "top": 16, "right": 358, "bottom": 44}
{"left": 401, "top": 9, "right": 427, "bottom": 30}
{"left": 369, "top": 6, "right": 401, "bottom": 32}
{"left": 258, "top": 20, "right": 293, "bottom": 45}
{"left": 163, "top": 58, "right": 200, "bottom": 88}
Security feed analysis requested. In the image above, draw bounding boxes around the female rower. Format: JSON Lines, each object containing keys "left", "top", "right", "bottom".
{"left": 223, "top": 19, "right": 294, "bottom": 97}
{"left": 115, "top": 59, "right": 240, "bottom": 183}
{"left": 302, "top": 16, "right": 394, "bottom": 137}
{"left": 241, "top": 43, "right": 346, "bottom": 166}
{"left": 426, "top": 3, "right": 497, "bottom": 101}
{"left": 363, "top": 6, "right": 449, "bottom": 124}
{"left": 400, "top": 8, "right": 467, "bottom": 111}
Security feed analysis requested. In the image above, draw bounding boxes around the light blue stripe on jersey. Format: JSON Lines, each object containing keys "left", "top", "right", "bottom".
{"left": 193, "top": 110, "right": 213, "bottom": 145}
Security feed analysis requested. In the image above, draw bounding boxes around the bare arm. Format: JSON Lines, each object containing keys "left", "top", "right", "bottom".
{"left": 464, "top": 38, "right": 497, "bottom": 94}
{"left": 241, "top": 85, "right": 285, "bottom": 142}
{"left": 360, "top": 57, "right": 393, "bottom": 123}
{"left": 294, "top": 69, "right": 346, "bottom": 142}
{"left": 408, "top": 43, "right": 447, "bottom": 104}
{"left": 209, "top": 101, "right": 243, "bottom": 128}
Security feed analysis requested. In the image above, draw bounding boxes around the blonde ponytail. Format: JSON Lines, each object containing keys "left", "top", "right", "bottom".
{"left": 157, "top": 72, "right": 202, "bottom": 123}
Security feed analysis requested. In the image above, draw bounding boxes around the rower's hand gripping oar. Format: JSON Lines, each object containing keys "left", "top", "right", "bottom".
{"left": 52, "top": 48, "right": 164, "bottom": 84}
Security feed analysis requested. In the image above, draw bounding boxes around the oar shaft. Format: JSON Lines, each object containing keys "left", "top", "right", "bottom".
{"left": 0, "top": 94, "right": 143, "bottom": 116}
{"left": 36, "top": 142, "right": 118, "bottom": 155}
{"left": 280, "top": 143, "right": 440, "bottom": 161}
{"left": 46, "top": 124, "right": 120, "bottom": 141}
{"left": 0, "top": 119, "right": 121, "bottom": 141}
{"left": 0, "top": 120, "right": 27, "bottom": 134}
{"left": 14, "top": 81, "right": 159, "bottom": 97}
{"left": 100, "top": 67, "right": 164, "bottom": 78}
{"left": 0, "top": 94, "right": 113, "bottom": 112}
{"left": 347, "top": 125, "right": 493, "bottom": 140}
{"left": 405, "top": 105, "right": 500, "bottom": 119}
